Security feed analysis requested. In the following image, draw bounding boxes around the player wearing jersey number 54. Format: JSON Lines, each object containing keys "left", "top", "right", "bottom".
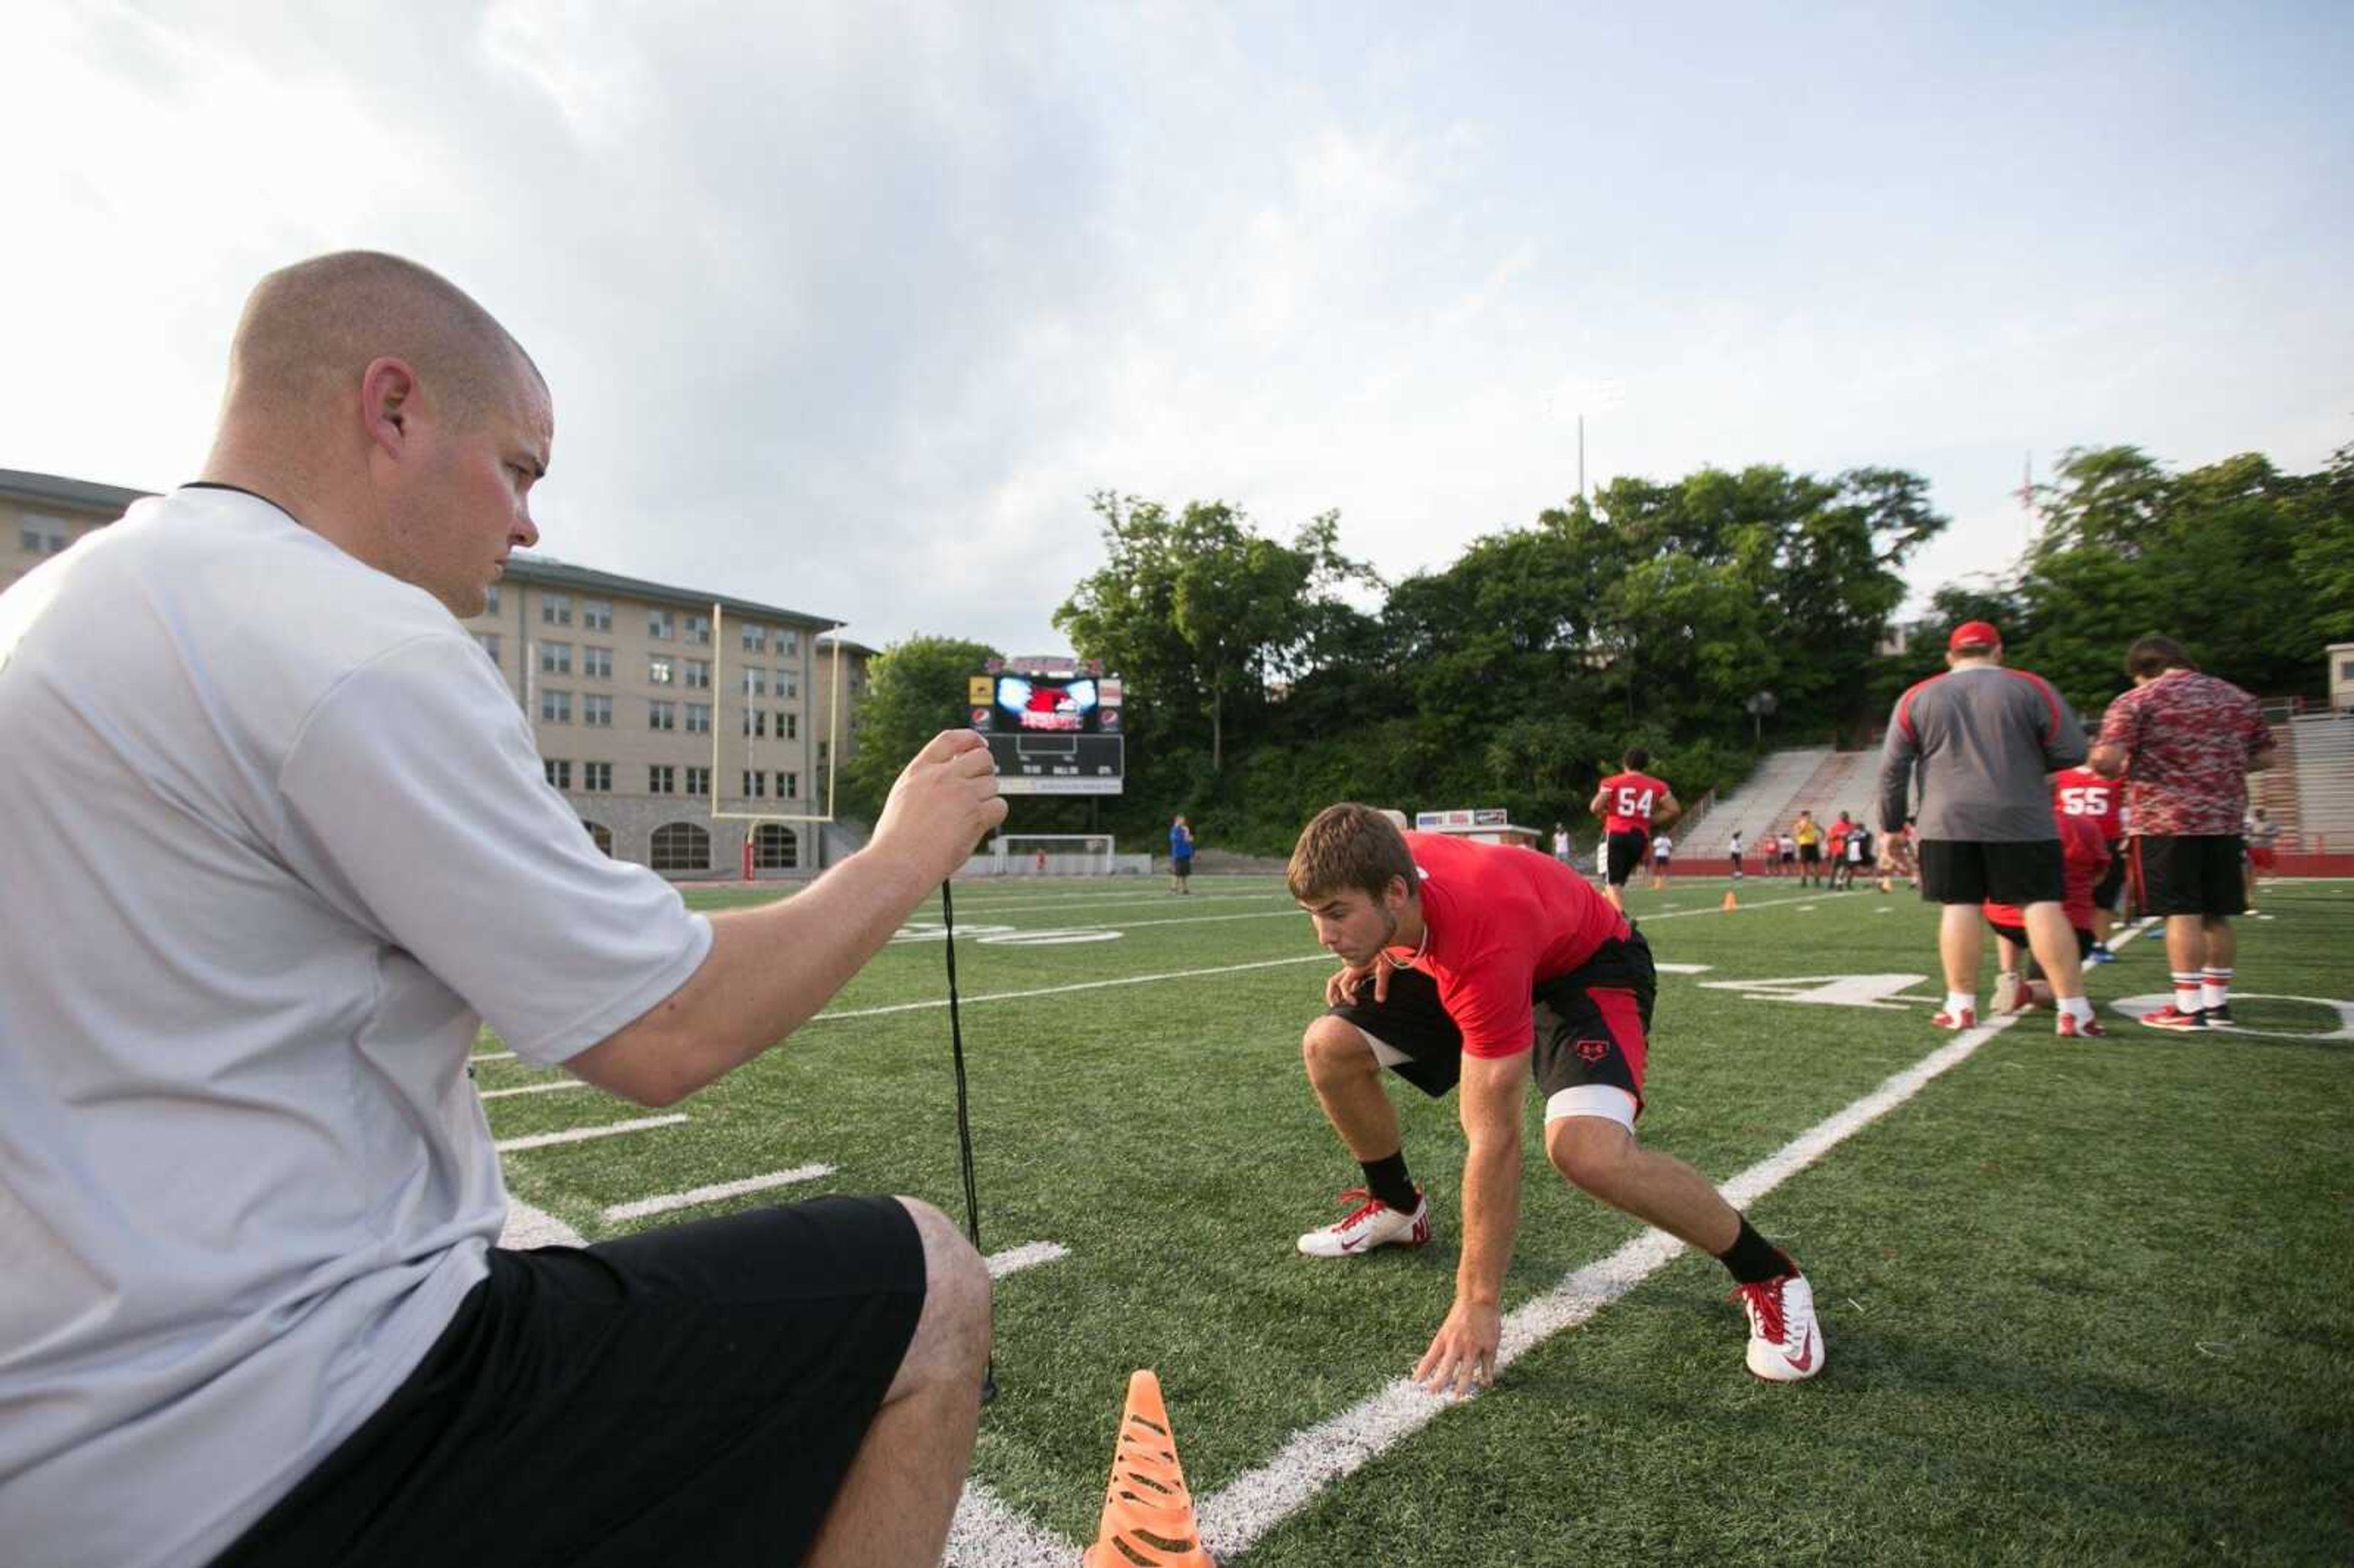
{"left": 1588, "top": 747, "right": 1681, "bottom": 913}
{"left": 1285, "top": 805, "right": 1823, "bottom": 1395}
{"left": 2089, "top": 636, "right": 2273, "bottom": 1031}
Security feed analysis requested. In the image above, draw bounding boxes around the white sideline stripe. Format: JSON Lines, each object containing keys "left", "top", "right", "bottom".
{"left": 472, "top": 1050, "right": 516, "bottom": 1062}
{"left": 1192, "top": 1012, "right": 2027, "bottom": 1560}
{"left": 985, "top": 1240, "right": 1070, "bottom": 1279}
{"left": 478, "top": 1079, "right": 590, "bottom": 1100}
{"left": 947, "top": 1480, "right": 1078, "bottom": 1567}
{"left": 603, "top": 1164, "right": 836, "bottom": 1220}
{"left": 493, "top": 1115, "right": 687, "bottom": 1152}
{"left": 498, "top": 1199, "right": 584, "bottom": 1250}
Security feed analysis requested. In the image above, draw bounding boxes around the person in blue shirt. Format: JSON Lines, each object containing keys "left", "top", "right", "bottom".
{"left": 1170, "top": 815, "right": 1195, "bottom": 893}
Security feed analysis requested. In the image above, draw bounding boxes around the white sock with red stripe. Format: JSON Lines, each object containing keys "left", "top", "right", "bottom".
{"left": 2201, "top": 968, "right": 2233, "bottom": 1011}
{"left": 2171, "top": 972, "right": 2204, "bottom": 1013}
{"left": 1945, "top": 991, "right": 1975, "bottom": 1017}
{"left": 2060, "top": 995, "right": 2095, "bottom": 1024}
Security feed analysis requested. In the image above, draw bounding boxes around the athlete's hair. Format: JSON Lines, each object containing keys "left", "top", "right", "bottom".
{"left": 2125, "top": 634, "right": 2198, "bottom": 679}
{"left": 1621, "top": 746, "right": 1650, "bottom": 771}
{"left": 1288, "top": 802, "right": 1417, "bottom": 904}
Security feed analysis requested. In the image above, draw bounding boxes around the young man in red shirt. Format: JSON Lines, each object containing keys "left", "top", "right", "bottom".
{"left": 1987, "top": 807, "right": 2110, "bottom": 1013}
{"left": 1286, "top": 805, "right": 1823, "bottom": 1392}
{"left": 1588, "top": 748, "right": 1679, "bottom": 913}
{"left": 2049, "top": 759, "right": 2126, "bottom": 962}
{"left": 2090, "top": 636, "right": 2274, "bottom": 1030}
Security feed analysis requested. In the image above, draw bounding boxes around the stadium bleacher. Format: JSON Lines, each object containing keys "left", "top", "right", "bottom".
{"left": 2288, "top": 711, "right": 2354, "bottom": 851}
{"left": 1677, "top": 747, "right": 1832, "bottom": 858}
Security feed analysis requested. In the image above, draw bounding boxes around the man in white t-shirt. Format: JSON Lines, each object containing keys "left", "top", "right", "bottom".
{"left": 0, "top": 254, "right": 1005, "bottom": 1568}
{"left": 1648, "top": 831, "right": 1674, "bottom": 890}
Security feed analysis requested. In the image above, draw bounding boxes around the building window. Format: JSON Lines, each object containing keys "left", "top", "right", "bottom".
{"left": 742, "top": 623, "right": 767, "bottom": 653}
{"left": 648, "top": 656, "right": 673, "bottom": 685}
{"left": 582, "top": 820, "right": 613, "bottom": 856}
{"left": 584, "top": 646, "right": 612, "bottom": 680}
{"left": 784, "top": 712, "right": 798, "bottom": 740}
{"left": 583, "top": 761, "right": 612, "bottom": 793}
{"left": 817, "top": 740, "right": 829, "bottom": 765}
{"left": 539, "top": 641, "right": 572, "bottom": 675}
{"left": 744, "top": 666, "right": 767, "bottom": 697}
{"left": 649, "top": 608, "right": 674, "bottom": 640}
{"left": 582, "top": 694, "right": 612, "bottom": 727}
{"left": 685, "top": 702, "right": 711, "bottom": 734}
{"left": 687, "top": 614, "right": 712, "bottom": 646}
{"left": 542, "top": 592, "right": 572, "bottom": 626}
{"left": 474, "top": 632, "right": 502, "bottom": 663}
{"left": 684, "top": 659, "right": 710, "bottom": 690}
{"left": 539, "top": 690, "right": 572, "bottom": 723}
{"left": 742, "top": 709, "right": 766, "bottom": 738}
{"left": 779, "top": 630, "right": 799, "bottom": 655}
{"left": 649, "top": 764, "right": 675, "bottom": 794}
{"left": 685, "top": 766, "right": 710, "bottom": 797}
{"left": 20, "top": 514, "right": 72, "bottom": 555}
{"left": 783, "top": 676, "right": 799, "bottom": 701}
{"left": 753, "top": 822, "right": 799, "bottom": 869}
{"left": 742, "top": 771, "right": 766, "bottom": 798}
{"left": 649, "top": 700, "right": 675, "bottom": 731}
{"left": 485, "top": 584, "right": 500, "bottom": 614}
{"left": 544, "top": 758, "right": 572, "bottom": 790}
{"left": 650, "top": 821, "right": 710, "bottom": 873}
{"left": 784, "top": 772, "right": 799, "bottom": 799}
{"left": 583, "top": 598, "right": 612, "bottom": 631}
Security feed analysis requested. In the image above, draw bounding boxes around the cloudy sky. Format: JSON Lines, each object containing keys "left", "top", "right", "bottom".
{"left": 7, "top": 2, "right": 2349, "bottom": 655}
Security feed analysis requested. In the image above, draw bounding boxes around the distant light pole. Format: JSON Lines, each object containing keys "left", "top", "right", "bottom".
{"left": 1745, "top": 689, "right": 1777, "bottom": 746}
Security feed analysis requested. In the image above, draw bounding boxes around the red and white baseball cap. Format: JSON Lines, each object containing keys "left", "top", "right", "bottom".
{"left": 1948, "top": 620, "right": 2002, "bottom": 652}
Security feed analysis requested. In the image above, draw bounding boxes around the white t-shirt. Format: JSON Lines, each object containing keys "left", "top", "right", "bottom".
{"left": 1651, "top": 834, "right": 1673, "bottom": 858}
{"left": 1729, "top": 832, "right": 1743, "bottom": 853}
{"left": 0, "top": 489, "right": 713, "bottom": 1567}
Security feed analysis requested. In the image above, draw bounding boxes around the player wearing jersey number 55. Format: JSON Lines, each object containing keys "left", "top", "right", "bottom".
{"left": 1589, "top": 747, "right": 1681, "bottom": 913}
{"left": 1285, "top": 806, "right": 1822, "bottom": 1393}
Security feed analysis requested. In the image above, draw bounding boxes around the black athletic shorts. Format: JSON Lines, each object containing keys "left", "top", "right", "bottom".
{"left": 1918, "top": 838, "right": 2065, "bottom": 908}
{"left": 1984, "top": 919, "right": 2095, "bottom": 963}
{"left": 2092, "top": 852, "right": 2127, "bottom": 915}
{"left": 2130, "top": 834, "right": 2247, "bottom": 918}
{"left": 1605, "top": 829, "right": 1650, "bottom": 887}
{"left": 1798, "top": 842, "right": 1821, "bottom": 864}
{"left": 215, "top": 1197, "right": 926, "bottom": 1568}
{"left": 1328, "top": 930, "right": 1657, "bottom": 1114}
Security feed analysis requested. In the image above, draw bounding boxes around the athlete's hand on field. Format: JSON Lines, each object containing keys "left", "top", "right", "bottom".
{"left": 871, "top": 729, "right": 1008, "bottom": 884}
{"left": 1413, "top": 1300, "right": 1501, "bottom": 1400}
{"left": 1325, "top": 959, "right": 1388, "bottom": 1008}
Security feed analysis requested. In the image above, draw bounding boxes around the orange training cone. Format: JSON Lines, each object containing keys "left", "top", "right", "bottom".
{"left": 1083, "top": 1370, "right": 1214, "bottom": 1567}
{"left": 1722, "top": 888, "right": 1739, "bottom": 911}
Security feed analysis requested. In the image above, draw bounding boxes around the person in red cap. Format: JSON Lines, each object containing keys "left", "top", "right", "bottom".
{"left": 1877, "top": 622, "right": 2100, "bottom": 1037}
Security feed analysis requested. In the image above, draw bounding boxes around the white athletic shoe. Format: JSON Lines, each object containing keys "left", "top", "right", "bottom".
{"left": 1297, "top": 1187, "right": 1430, "bottom": 1257}
{"left": 1990, "top": 973, "right": 2027, "bottom": 1016}
{"left": 1734, "top": 1270, "right": 1824, "bottom": 1383}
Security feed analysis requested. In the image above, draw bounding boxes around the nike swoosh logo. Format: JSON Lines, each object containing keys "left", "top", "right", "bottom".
{"left": 1788, "top": 1328, "right": 1817, "bottom": 1372}
{"left": 1341, "top": 1236, "right": 1366, "bottom": 1253}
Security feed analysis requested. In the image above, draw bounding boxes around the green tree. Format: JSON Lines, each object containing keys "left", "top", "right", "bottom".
{"left": 837, "top": 635, "right": 1000, "bottom": 821}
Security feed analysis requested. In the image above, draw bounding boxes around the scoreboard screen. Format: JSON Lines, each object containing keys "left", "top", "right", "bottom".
{"left": 969, "top": 662, "right": 1125, "bottom": 795}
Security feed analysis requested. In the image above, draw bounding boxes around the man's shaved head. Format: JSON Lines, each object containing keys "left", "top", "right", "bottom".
{"left": 221, "top": 251, "right": 541, "bottom": 432}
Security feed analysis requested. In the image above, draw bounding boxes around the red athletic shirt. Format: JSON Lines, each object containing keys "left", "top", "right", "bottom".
{"left": 1984, "top": 813, "right": 2109, "bottom": 931}
{"left": 1595, "top": 772, "right": 1670, "bottom": 836}
{"left": 1827, "top": 821, "right": 1853, "bottom": 852}
{"left": 1397, "top": 831, "right": 1630, "bottom": 1059}
{"left": 2049, "top": 767, "right": 2123, "bottom": 842}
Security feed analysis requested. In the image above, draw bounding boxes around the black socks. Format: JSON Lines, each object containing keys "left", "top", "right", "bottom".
{"left": 1361, "top": 1152, "right": 1418, "bottom": 1213}
{"left": 1718, "top": 1215, "right": 1795, "bottom": 1284}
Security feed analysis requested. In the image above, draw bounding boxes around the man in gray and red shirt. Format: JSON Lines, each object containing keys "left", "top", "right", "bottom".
{"left": 2090, "top": 635, "right": 2274, "bottom": 1031}
{"left": 1878, "top": 621, "right": 2100, "bottom": 1037}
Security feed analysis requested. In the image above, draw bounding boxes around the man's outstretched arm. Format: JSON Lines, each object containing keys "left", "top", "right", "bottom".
{"left": 1414, "top": 1049, "right": 1525, "bottom": 1399}
{"left": 568, "top": 731, "right": 1005, "bottom": 1106}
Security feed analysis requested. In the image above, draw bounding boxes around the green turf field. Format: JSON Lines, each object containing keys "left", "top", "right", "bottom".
{"left": 474, "top": 872, "right": 2354, "bottom": 1566}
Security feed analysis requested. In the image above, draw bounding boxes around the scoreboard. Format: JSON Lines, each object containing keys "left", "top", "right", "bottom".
{"left": 969, "top": 657, "right": 1125, "bottom": 795}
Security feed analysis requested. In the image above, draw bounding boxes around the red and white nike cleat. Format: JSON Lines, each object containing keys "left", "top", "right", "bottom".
{"left": 2055, "top": 1011, "right": 2106, "bottom": 1040}
{"left": 2139, "top": 1004, "right": 2206, "bottom": 1032}
{"left": 1930, "top": 1006, "right": 1976, "bottom": 1031}
{"left": 1297, "top": 1187, "right": 1431, "bottom": 1257}
{"left": 1734, "top": 1270, "right": 1824, "bottom": 1382}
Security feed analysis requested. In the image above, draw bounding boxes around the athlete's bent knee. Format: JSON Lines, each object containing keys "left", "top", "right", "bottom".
{"left": 1545, "top": 1117, "right": 1634, "bottom": 1194}
{"left": 1301, "top": 1015, "right": 1376, "bottom": 1078}
{"left": 893, "top": 1197, "right": 991, "bottom": 1387}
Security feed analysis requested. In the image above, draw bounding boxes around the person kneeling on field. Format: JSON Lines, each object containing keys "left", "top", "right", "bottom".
{"left": 1285, "top": 804, "right": 1824, "bottom": 1393}
{"left": 1986, "top": 804, "right": 2111, "bottom": 1019}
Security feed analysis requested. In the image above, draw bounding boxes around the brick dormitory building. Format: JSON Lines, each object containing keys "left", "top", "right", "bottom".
{"left": 4, "top": 468, "right": 866, "bottom": 880}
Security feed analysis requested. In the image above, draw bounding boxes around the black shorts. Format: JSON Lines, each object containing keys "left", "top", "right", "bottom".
{"left": 1172, "top": 855, "right": 1193, "bottom": 877}
{"left": 1984, "top": 918, "right": 2095, "bottom": 962}
{"left": 1328, "top": 931, "right": 1656, "bottom": 1114}
{"left": 1798, "top": 842, "right": 1821, "bottom": 864}
{"left": 2092, "top": 852, "right": 2127, "bottom": 914}
{"left": 2130, "top": 834, "right": 2247, "bottom": 918}
{"left": 215, "top": 1197, "right": 926, "bottom": 1568}
{"left": 1605, "top": 830, "right": 1650, "bottom": 887}
{"left": 1918, "top": 838, "right": 2065, "bottom": 908}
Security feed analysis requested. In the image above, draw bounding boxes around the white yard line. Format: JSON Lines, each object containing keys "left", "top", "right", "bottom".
{"left": 471, "top": 1050, "right": 517, "bottom": 1062}
{"left": 492, "top": 1115, "right": 687, "bottom": 1153}
{"left": 806, "top": 954, "right": 1337, "bottom": 1022}
{"left": 603, "top": 1163, "right": 837, "bottom": 1220}
{"left": 478, "top": 1079, "right": 590, "bottom": 1101}
{"left": 985, "top": 1241, "right": 1071, "bottom": 1279}
{"left": 497, "top": 1199, "right": 584, "bottom": 1250}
